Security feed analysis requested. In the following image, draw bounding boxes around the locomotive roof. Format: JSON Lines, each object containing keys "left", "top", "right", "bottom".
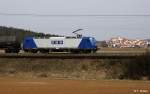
{"left": 34, "top": 36, "right": 83, "bottom": 39}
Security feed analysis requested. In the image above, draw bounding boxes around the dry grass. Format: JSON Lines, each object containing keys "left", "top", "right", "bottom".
{"left": 0, "top": 52, "right": 150, "bottom": 80}
{"left": 0, "top": 58, "right": 107, "bottom": 80}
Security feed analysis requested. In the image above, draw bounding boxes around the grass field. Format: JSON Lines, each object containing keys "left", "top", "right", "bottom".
{"left": 98, "top": 47, "right": 150, "bottom": 52}
{"left": 0, "top": 78, "right": 149, "bottom": 94}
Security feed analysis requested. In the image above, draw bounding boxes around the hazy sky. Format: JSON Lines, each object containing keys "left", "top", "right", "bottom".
{"left": 0, "top": 0, "right": 150, "bottom": 40}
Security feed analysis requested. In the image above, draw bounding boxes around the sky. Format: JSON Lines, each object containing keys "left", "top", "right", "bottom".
{"left": 0, "top": 0, "right": 150, "bottom": 40}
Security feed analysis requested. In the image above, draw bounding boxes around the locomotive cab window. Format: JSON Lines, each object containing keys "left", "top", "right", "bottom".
{"left": 58, "top": 41, "right": 63, "bottom": 44}
{"left": 51, "top": 40, "right": 63, "bottom": 45}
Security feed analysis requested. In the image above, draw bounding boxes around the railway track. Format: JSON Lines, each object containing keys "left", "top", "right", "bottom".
{"left": 0, "top": 52, "right": 147, "bottom": 59}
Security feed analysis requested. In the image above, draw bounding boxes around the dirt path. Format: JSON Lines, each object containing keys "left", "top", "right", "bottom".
{"left": 0, "top": 78, "right": 149, "bottom": 94}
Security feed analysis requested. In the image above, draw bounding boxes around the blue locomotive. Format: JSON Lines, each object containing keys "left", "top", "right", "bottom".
{"left": 22, "top": 36, "right": 97, "bottom": 53}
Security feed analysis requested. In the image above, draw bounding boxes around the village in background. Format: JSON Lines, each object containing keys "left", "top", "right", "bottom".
{"left": 97, "top": 37, "right": 150, "bottom": 48}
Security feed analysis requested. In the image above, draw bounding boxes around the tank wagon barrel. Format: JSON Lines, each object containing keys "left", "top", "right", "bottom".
{"left": 0, "top": 36, "right": 21, "bottom": 53}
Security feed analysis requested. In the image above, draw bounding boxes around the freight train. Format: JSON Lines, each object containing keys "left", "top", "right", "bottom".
{"left": 0, "top": 35, "right": 97, "bottom": 53}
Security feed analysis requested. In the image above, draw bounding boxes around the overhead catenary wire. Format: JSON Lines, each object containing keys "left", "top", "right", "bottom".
{"left": 0, "top": 13, "right": 150, "bottom": 17}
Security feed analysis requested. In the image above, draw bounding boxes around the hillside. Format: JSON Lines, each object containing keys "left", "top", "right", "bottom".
{"left": 0, "top": 26, "right": 59, "bottom": 43}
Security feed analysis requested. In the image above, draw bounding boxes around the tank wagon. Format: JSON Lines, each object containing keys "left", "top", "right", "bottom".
{"left": 22, "top": 36, "right": 97, "bottom": 53}
{"left": 0, "top": 36, "right": 20, "bottom": 53}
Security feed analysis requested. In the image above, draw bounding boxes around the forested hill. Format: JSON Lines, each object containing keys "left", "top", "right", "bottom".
{"left": 0, "top": 26, "right": 59, "bottom": 43}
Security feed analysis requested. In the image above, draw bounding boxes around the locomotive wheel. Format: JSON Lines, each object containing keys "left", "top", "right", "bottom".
{"left": 39, "top": 50, "right": 49, "bottom": 53}
{"left": 23, "top": 49, "right": 38, "bottom": 53}
{"left": 31, "top": 50, "right": 38, "bottom": 53}
{"left": 23, "top": 49, "right": 29, "bottom": 52}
